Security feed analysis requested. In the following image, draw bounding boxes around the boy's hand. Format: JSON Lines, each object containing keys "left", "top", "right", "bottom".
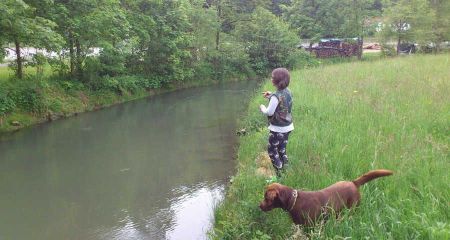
{"left": 259, "top": 104, "right": 266, "bottom": 113}
{"left": 262, "top": 91, "right": 271, "bottom": 98}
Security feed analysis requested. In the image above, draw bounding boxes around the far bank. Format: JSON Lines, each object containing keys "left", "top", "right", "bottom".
{"left": 0, "top": 70, "right": 254, "bottom": 134}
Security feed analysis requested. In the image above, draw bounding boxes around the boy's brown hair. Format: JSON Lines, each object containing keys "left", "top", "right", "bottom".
{"left": 272, "top": 68, "right": 290, "bottom": 90}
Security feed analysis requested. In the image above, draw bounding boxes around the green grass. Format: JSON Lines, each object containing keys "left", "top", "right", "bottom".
{"left": 0, "top": 66, "right": 12, "bottom": 80}
{"left": 213, "top": 54, "right": 450, "bottom": 239}
{"left": 0, "top": 64, "right": 54, "bottom": 81}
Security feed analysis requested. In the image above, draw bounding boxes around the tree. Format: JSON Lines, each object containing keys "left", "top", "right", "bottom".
{"left": 51, "top": 0, "right": 129, "bottom": 80}
{"left": 428, "top": 0, "right": 450, "bottom": 52}
{"left": 234, "top": 7, "right": 299, "bottom": 73}
{"left": 0, "top": 0, "right": 62, "bottom": 79}
{"left": 381, "top": 0, "right": 434, "bottom": 55}
{"left": 339, "top": 0, "right": 380, "bottom": 59}
{"left": 120, "top": 0, "right": 193, "bottom": 84}
{"left": 284, "top": 0, "right": 342, "bottom": 43}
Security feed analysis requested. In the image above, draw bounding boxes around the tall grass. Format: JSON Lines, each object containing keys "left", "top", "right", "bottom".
{"left": 213, "top": 54, "right": 450, "bottom": 239}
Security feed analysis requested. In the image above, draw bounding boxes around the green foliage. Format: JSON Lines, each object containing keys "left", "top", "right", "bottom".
{"left": 0, "top": 49, "right": 5, "bottom": 63}
{"left": 82, "top": 56, "right": 103, "bottom": 82}
{"left": 286, "top": 49, "right": 320, "bottom": 69}
{"left": 47, "top": 57, "right": 70, "bottom": 77}
{"left": 204, "top": 40, "right": 253, "bottom": 81}
{"left": 234, "top": 7, "right": 300, "bottom": 73}
{"left": 98, "top": 44, "right": 126, "bottom": 77}
{"left": 26, "top": 53, "right": 47, "bottom": 77}
{"left": 0, "top": 83, "right": 15, "bottom": 116}
{"left": 379, "top": 0, "right": 436, "bottom": 54}
{"left": 89, "top": 75, "right": 161, "bottom": 95}
{"left": 285, "top": 0, "right": 380, "bottom": 44}
{"left": 9, "top": 79, "right": 46, "bottom": 114}
{"left": 0, "top": 0, "right": 64, "bottom": 78}
{"left": 380, "top": 43, "right": 397, "bottom": 57}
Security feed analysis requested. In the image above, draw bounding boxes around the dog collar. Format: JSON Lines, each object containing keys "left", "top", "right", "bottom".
{"left": 288, "top": 190, "right": 298, "bottom": 211}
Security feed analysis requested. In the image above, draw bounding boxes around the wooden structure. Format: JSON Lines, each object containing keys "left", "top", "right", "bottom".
{"left": 305, "top": 38, "right": 362, "bottom": 58}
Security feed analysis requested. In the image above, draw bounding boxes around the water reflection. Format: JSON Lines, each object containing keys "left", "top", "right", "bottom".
{"left": 0, "top": 81, "right": 258, "bottom": 240}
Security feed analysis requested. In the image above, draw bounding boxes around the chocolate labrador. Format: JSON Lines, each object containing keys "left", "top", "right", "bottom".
{"left": 259, "top": 169, "right": 393, "bottom": 225}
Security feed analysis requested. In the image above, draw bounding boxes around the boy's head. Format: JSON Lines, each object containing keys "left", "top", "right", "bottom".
{"left": 271, "top": 68, "right": 290, "bottom": 90}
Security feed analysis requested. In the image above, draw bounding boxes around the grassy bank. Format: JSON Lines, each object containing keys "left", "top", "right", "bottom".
{"left": 213, "top": 54, "right": 450, "bottom": 239}
{"left": 0, "top": 66, "right": 249, "bottom": 133}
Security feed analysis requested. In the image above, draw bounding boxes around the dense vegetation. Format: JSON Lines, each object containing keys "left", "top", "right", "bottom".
{"left": 1, "top": 0, "right": 449, "bottom": 132}
{"left": 213, "top": 54, "right": 450, "bottom": 239}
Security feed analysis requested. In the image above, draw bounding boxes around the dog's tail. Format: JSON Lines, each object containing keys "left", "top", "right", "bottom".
{"left": 352, "top": 169, "right": 393, "bottom": 187}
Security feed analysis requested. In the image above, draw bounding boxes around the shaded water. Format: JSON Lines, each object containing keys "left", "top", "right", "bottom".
{"left": 0, "top": 80, "right": 258, "bottom": 240}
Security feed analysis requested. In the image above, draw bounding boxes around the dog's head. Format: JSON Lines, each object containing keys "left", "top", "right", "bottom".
{"left": 259, "top": 183, "right": 291, "bottom": 211}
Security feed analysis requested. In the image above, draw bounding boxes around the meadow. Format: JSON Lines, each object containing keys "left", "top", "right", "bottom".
{"left": 213, "top": 54, "right": 450, "bottom": 239}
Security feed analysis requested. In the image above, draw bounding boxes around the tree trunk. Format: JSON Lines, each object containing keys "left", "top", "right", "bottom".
{"left": 358, "top": 37, "right": 363, "bottom": 60}
{"left": 75, "top": 38, "right": 83, "bottom": 81}
{"left": 69, "top": 32, "right": 75, "bottom": 77}
{"left": 215, "top": 1, "right": 221, "bottom": 51}
{"left": 14, "top": 38, "right": 23, "bottom": 79}
{"left": 396, "top": 21, "right": 401, "bottom": 56}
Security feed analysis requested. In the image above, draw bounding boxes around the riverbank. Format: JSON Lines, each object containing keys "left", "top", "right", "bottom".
{"left": 0, "top": 71, "right": 251, "bottom": 134}
{"left": 213, "top": 54, "right": 450, "bottom": 239}
{"left": 0, "top": 52, "right": 383, "bottom": 134}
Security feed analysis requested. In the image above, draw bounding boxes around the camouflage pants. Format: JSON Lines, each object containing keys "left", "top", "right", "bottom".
{"left": 267, "top": 131, "right": 291, "bottom": 172}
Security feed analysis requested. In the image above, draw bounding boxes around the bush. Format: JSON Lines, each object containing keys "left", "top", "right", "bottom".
{"left": 0, "top": 84, "right": 15, "bottom": 116}
{"left": 135, "top": 76, "right": 163, "bottom": 89}
{"left": 234, "top": 7, "right": 299, "bottom": 74}
{"left": 26, "top": 53, "right": 47, "bottom": 78}
{"left": 9, "top": 79, "right": 46, "bottom": 114}
{"left": 381, "top": 44, "right": 396, "bottom": 57}
{"left": 58, "top": 80, "right": 84, "bottom": 93}
{"left": 83, "top": 57, "right": 103, "bottom": 82}
{"left": 48, "top": 57, "right": 70, "bottom": 78}
{"left": 98, "top": 45, "right": 126, "bottom": 77}
{"left": 286, "top": 49, "right": 320, "bottom": 69}
{"left": 89, "top": 75, "right": 162, "bottom": 95}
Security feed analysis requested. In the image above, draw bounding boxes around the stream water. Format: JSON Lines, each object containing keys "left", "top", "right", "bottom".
{"left": 0, "top": 80, "right": 258, "bottom": 240}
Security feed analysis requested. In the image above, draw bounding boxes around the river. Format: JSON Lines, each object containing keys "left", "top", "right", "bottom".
{"left": 0, "top": 80, "right": 258, "bottom": 240}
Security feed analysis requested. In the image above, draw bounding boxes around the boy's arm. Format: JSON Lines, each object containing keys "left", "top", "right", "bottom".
{"left": 260, "top": 96, "right": 279, "bottom": 116}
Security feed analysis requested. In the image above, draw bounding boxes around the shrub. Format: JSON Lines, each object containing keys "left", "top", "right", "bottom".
{"left": 59, "top": 80, "right": 84, "bottom": 93}
{"left": 9, "top": 79, "right": 46, "bottom": 114}
{"left": 381, "top": 44, "right": 396, "bottom": 57}
{"left": 98, "top": 45, "right": 126, "bottom": 77}
{"left": 89, "top": 75, "right": 161, "bottom": 95}
{"left": 0, "top": 84, "right": 15, "bottom": 116}
{"left": 83, "top": 57, "right": 103, "bottom": 83}
{"left": 233, "top": 7, "right": 299, "bottom": 74}
{"left": 26, "top": 53, "right": 47, "bottom": 78}
{"left": 135, "top": 76, "right": 162, "bottom": 89}
{"left": 48, "top": 57, "right": 70, "bottom": 78}
{"left": 286, "top": 49, "right": 320, "bottom": 69}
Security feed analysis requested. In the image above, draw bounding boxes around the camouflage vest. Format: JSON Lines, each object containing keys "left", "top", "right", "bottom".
{"left": 268, "top": 88, "right": 293, "bottom": 127}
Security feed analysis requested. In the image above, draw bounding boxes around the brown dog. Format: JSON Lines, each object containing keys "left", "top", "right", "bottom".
{"left": 259, "top": 169, "right": 393, "bottom": 225}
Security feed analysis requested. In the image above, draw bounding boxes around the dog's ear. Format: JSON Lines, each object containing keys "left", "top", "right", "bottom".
{"left": 267, "top": 183, "right": 292, "bottom": 207}
{"left": 265, "top": 183, "right": 281, "bottom": 200}
{"left": 276, "top": 186, "right": 290, "bottom": 204}
{"left": 266, "top": 189, "right": 278, "bottom": 200}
